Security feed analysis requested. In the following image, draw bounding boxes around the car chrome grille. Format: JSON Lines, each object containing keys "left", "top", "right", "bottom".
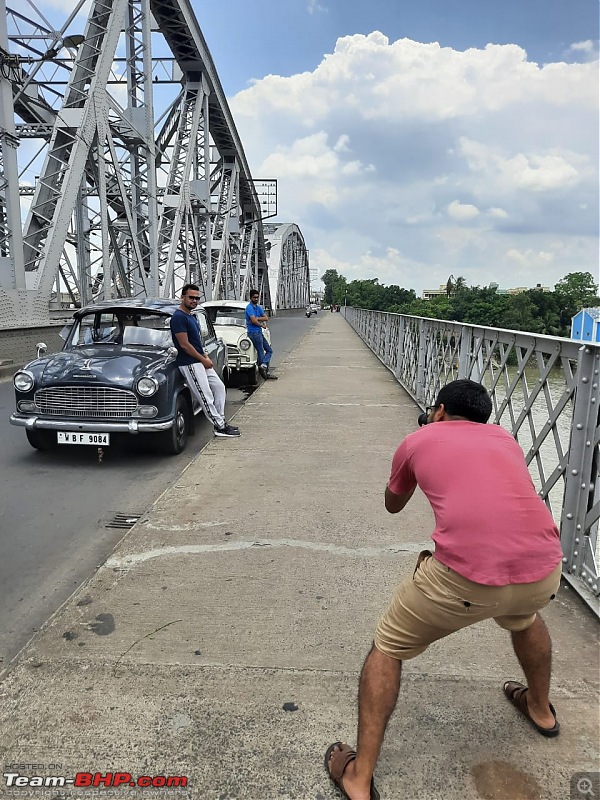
{"left": 227, "top": 344, "right": 240, "bottom": 356}
{"left": 34, "top": 386, "right": 138, "bottom": 418}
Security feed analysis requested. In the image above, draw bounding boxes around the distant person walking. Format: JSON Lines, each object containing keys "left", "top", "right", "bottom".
{"left": 245, "top": 289, "right": 278, "bottom": 380}
{"left": 170, "top": 284, "right": 240, "bottom": 438}
{"left": 325, "top": 379, "right": 563, "bottom": 800}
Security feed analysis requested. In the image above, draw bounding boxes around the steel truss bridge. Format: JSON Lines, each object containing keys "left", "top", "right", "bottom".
{"left": 0, "top": 0, "right": 310, "bottom": 329}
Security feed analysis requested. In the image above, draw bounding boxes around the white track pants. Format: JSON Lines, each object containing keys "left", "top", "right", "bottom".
{"left": 178, "top": 364, "right": 226, "bottom": 430}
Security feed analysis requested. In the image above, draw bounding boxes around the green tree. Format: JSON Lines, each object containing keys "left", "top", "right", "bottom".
{"left": 449, "top": 285, "right": 509, "bottom": 327}
{"left": 321, "top": 269, "right": 347, "bottom": 306}
{"left": 526, "top": 289, "right": 561, "bottom": 336}
{"left": 347, "top": 278, "right": 388, "bottom": 310}
{"left": 554, "top": 272, "right": 600, "bottom": 334}
{"left": 383, "top": 284, "right": 416, "bottom": 308}
{"left": 399, "top": 298, "right": 433, "bottom": 317}
{"left": 501, "top": 292, "right": 540, "bottom": 333}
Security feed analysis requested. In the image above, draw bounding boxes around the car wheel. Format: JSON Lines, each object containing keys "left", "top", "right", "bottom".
{"left": 159, "top": 395, "right": 189, "bottom": 455}
{"left": 248, "top": 364, "right": 259, "bottom": 385}
{"left": 25, "top": 429, "right": 55, "bottom": 451}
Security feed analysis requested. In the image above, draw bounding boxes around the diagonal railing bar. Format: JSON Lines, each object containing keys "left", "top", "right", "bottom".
{"left": 494, "top": 340, "right": 536, "bottom": 431}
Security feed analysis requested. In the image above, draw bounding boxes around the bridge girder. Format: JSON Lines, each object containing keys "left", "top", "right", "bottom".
{"left": 0, "top": 0, "right": 271, "bottom": 327}
{"left": 263, "top": 223, "right": 310, "bottom": 311}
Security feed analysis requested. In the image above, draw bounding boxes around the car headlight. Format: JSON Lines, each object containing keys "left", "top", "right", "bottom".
{"left": 239, "top": 338, "right": 251, "bottom": 351}
{"left": 136, "top": 377, "right": 159, "bottom": 397}
{"left": 14, "top": 371, "right": 34, "bottom": 392}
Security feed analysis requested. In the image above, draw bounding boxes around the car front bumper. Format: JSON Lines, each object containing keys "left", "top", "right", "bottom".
{"left": 227, "top": 360, "right": 255, "bottom": 371}
{"left": 9, "top": 414, "right": 174, "bottom": 434}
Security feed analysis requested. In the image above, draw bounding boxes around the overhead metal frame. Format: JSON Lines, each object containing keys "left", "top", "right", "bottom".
{"left": 0, "top": 0, "right": 275, "bottom": 327}
{"left": 263, "top": 222, "right": 310, "bottom": 311}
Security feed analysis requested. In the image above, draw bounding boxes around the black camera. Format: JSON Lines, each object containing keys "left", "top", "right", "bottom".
{"left": 418, "top": 406, "right": 435, "bottom": 426}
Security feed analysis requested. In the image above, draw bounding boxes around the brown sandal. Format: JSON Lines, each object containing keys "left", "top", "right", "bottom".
{"left": 503, "top": 681, "right": 560, "bottom": 737}
{"left": 324, "top": 742, "right": 380, "bottom": 799}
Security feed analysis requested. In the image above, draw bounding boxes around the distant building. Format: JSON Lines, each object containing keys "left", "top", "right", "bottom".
{"left": 571, "top": 308, "right": 600, "bottom": 342}
{"left": 421, "top": 282, "right": 550, "bottom": 300}
{"left": 422, "top": 285, "right": 450, "bottom": 300}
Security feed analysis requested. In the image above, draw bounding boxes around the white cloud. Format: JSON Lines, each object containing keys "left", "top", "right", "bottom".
{"left": 459, "top": 139, "right": 586, "bottom": 192}
{"left": 570, "top": 40, "right": 595, "bottom": 52}
{"left": 447, "top": 200, "right": 480, "bottom": 221}
{"left": 506, "top": 248, "right": 555, "bottom": 267}
{"left": 230, "top": 33, "right": 598, "bottom": 293}
{"left": 307, "top": 0, "right": 328, "bottom": 14}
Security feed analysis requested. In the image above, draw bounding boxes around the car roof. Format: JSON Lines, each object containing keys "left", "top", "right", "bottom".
{"left": 202, "top": 300, "right": 247, "bottom": 309}
{"left": 73, "top": 298, "right": 199, "bottom": 318}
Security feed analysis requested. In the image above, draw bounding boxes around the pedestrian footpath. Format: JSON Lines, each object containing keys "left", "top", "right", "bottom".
{"left": 0, "top": 313, "right": 598, "bottom": 800}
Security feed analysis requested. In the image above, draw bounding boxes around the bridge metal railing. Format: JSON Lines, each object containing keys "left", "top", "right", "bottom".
{"left": 345, "top": 307, "right": 600, "bottom": 614}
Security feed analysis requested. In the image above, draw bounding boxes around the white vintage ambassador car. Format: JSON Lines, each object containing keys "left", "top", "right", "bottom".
{"left": 202, "top": 299, "right": 271, "bottom": 386}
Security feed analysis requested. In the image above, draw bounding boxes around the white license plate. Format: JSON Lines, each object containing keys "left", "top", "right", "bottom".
{"left": 57, "top": 432, "right": 110, "bottom": 446}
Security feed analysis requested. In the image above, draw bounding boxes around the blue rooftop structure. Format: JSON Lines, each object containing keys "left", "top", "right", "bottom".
{"left": 571, "top": 307, "right": 600, "bottom": 342}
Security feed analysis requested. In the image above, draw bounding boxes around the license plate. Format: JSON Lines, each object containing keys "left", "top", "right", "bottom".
{"left": 57, "top": 432, "right": 110, "bottom": 446}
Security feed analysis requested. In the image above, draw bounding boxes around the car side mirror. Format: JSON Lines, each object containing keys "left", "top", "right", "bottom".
{"left": 36, "top": 342, "right": 47, "bottom": 357}
{"left": 165, "top": 346, "right": 178, "bottom": 364}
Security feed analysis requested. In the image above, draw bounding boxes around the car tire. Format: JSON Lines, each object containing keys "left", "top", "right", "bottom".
{"left": 158, "top": 395, "right": 189, "bottom": 455}
{"left": 248, "top": 364, "right": 259, "bottom": 385}
{"left": 25, "top": 429, "right": 55, "bottom": 451}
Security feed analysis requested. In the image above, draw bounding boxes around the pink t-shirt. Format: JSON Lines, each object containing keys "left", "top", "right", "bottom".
{"left": 388, "top": 421, "right": 563, "bottom": 586}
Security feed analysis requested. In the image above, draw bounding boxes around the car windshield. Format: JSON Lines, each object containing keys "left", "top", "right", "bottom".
{"left": 212, "top": 308, "right": 245, "bottom": 327}
{"left": 68, "top": 311, "right": 172, "bottom": 348}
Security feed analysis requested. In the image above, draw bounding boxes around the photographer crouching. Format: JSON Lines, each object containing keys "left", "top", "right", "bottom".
{"left": 325, "top": 379, "right": 563, "bottom": 800}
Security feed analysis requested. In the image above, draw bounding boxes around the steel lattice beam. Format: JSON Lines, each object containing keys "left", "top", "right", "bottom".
{"left": 0, "top": 0, "right": 281, "bottom": 327}
{"left": 264, "top": 223, "right": 310, "bottom": 311}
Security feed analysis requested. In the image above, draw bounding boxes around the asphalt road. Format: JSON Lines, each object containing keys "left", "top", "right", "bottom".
{"left": 0, "top": 310, "right": 319, "bottom": 671}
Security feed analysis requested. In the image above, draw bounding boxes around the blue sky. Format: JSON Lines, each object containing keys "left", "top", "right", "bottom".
{"left": 196, "top": 0, "right": 599, "bottom": 94}
{"left": 29, "top": 0, "right": 600, "bottom": 296}
{"left": 194, "top": 0, "right": 599, "bottom": 295}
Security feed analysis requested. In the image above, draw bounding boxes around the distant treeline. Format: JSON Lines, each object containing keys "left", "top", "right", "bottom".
{"left": 321, "top": 270, "right": 600, "bottom": 337}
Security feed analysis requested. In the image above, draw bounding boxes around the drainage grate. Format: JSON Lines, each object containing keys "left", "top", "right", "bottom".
{"left": 105, "top": 512, "right": 143, "bottom": 529}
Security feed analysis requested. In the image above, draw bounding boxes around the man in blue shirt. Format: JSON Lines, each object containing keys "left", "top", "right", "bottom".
{"left": 170, "top": 284, "right": 240, "bottom": 437}
{"left": 245, "top": 289, "right": 278, "bottom": 380}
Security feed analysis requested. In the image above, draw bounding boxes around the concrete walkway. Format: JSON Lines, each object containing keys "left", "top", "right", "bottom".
{"left": 0, "top": 313, "right": 598, "bottom": 800}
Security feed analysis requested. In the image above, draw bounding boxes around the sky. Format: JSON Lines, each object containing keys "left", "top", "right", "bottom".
{"left": 192, "top": 0, "right": 599, "bottom": 296}
{"left": 21, "top": 0, "right": 600, "bottom": 297}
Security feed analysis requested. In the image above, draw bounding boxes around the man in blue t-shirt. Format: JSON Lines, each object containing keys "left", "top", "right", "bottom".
{"left": 245, "top": 289, "right": 278, "bottom": 380}
{"left": 170, "top": 284, "right": 240, "bottom": 437}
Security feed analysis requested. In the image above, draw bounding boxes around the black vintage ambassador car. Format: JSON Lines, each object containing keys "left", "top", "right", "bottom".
{"left": 10, "top": 298, "right": 226, "bottom": 455}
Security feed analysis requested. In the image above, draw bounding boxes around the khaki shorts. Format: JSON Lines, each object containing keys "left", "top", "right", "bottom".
{"left": 374, "top": 553, "right": 562, "bottom": 661}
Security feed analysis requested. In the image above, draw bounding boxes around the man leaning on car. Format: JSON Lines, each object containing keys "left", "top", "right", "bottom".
{"left": 245, "top": 289, "right": 278, "bottom": 380}
{"left": 170, "top": 284, "right": 240, "bottom": 438}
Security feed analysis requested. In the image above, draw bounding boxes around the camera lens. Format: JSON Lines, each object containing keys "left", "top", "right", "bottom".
{"left": 417, "top": 412, "right": 428, "bottom": 427}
